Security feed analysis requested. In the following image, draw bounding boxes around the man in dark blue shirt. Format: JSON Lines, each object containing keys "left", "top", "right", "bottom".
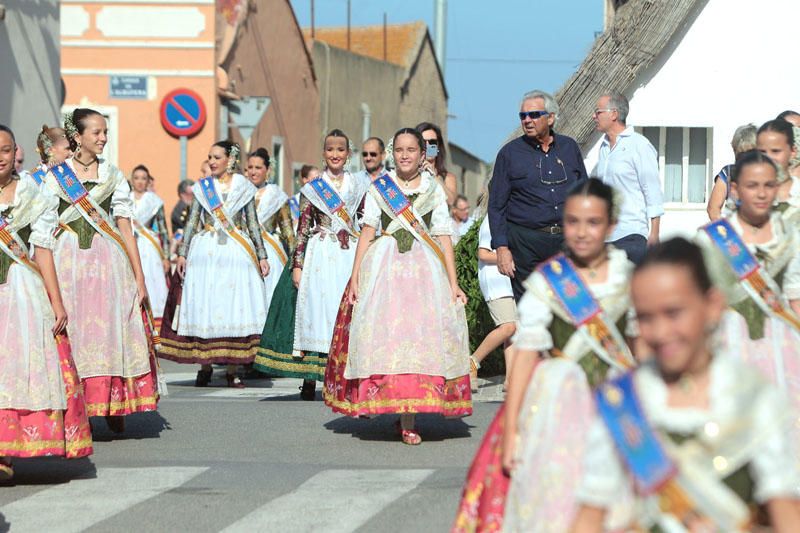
{"left": 488, "top": 90, "right": 588, "bottom": 300}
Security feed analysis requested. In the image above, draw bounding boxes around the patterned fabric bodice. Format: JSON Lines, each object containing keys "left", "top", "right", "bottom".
{"left": 0, "top": 216, "right": 31, "bottom": 285}
{"left": 380, "top": 193, "right": 433, "bottom": 253}
{"left": 549, "top": 314, "right": 626, "bottom": 387}
{"left": 58, "top": 182, "right": 112, "bottom": 249}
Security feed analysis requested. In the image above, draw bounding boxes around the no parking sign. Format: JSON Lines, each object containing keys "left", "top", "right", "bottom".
{"left": 160, "top": 88, "right": 206, "bottom": 138}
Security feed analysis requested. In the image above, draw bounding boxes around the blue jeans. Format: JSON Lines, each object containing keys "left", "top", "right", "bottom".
{"left": 611, "top": 234, "right": 648, "bottom": 265}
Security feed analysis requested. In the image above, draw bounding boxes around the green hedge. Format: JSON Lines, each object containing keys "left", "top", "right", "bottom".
{"left": 454, "top": 216, "right": 505, "bottom": 376}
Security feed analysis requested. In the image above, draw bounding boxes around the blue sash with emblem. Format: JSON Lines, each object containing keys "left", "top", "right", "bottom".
{"left": 596, "top": 373, "right": 676, "bottom": 494}
{"left": 197, "top": 177, "right": 260, "bottom": 270}
{"left": 372, "top": 174, "right": 446, "bottom": 269}
{"left": 538, "top": 254, "right": 636, "bottom": 369}
{"left": 703, "top": 218, "right": 800, "bottom": 332}
{"left": 51, "top": 163, "right": 90, "bottom": 203}
{"left": 288, "top": 196, "right": 300, "bottom": 220}
{"left": 307, "top": 177, "right": 358, "bottom": 236}
{"left": 30, "top": 168, "right": 47, "bottom": 185}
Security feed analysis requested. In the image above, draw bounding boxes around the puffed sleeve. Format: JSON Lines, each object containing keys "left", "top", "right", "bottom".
{"left": 750, "top": 387, "right": 800, "bottom": 502}
{"left": 28, "top": 189, "right": 59, "bottom": 250}
{"left": 624, "top": 306, "right": 639, "bottom": 338}
{"left": 361, "top": 193, "right": 382, "bottom": 230}
{"left": 429, "top": 186, "right": 453, "bottom": 236}
{"left": 110, "top": 169, "right": 134, "bottom": 219}
{"left": 781, "top": 237, "right": 800, "bottom": 300}
{"left": 574, "top": 418, "right": 627, "bottom": 508}
{"left": 512, "top": 273, "right": 555, "bottom": 351}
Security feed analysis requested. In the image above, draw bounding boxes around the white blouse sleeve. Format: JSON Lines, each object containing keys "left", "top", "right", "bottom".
{"left": 28, "top": 190, "right": 59, "bottom": 250}
{"left": 478, "top": 216, "right": 492, "bottom": 251}
{"left": 750, "top": 387, "right": 800, "bottom": 502}
{"left": 429, "top": 186, "right": 453, "bottom": 236}
{"left": 575, "top": 418, "right": 627, "bottom": 508}
{"left": 361, "top": 193, "right": 382, "bottom": 230}
{"left": 512, "top": 273, "right": 555, "bottom": 351}
{"left": 110, "top": 169, "right": 134, "bottom": 220}
{"left": 781, "top": 244, "right": 800, "bottom": 301}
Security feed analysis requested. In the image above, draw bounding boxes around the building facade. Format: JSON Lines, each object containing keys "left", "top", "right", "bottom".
{"left": 1, "top": 0, "right": 61, "bottom": 169}
{"left": 60, "top": 0, "right": 320, "bottom": 220}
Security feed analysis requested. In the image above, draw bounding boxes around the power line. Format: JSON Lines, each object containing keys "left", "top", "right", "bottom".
{"left": 447, "top": 57, "right": 578, "bottom": 64}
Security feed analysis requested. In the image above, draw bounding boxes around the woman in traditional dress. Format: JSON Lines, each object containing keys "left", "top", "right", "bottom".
{"left": 696, "top": 150, "right": 800, "bottom": 442}
{"left": 756, "top": 119, "right": 800, "bottom": 222}
{"left": 29, "top": 125, "right": 71, "bottom": 185}
{"left": 572, "top": 238, "right": 800, "bottom": 532}
{"left": 245, "top": 147, "right": 295, "bottom": 312}
{"left": 254, "top": 130, "right": 369, "bottom": 401}
{"left": 130, "top": 164, "right": 170, "bottom": 328}
{"left": 0, "top": 125, "right": 92, "bottom": 481}
{"left": 416, "top": 122, "right": 457, "bottom": 206}
{"left": 453, "top": 179, "right": 638, "bottom": 532}
{"left": 159, "top": 140, "right": 270, "bottom": 388}
{"left": 40, "top": 108, "right": 159, "bottom": 435}
{"left": 323, "top": 127, "right": 471, "bottom": 445}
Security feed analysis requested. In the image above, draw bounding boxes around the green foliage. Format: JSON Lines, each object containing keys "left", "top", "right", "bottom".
{"left": 454, "top": 216, "right": 505, "bottom": 376}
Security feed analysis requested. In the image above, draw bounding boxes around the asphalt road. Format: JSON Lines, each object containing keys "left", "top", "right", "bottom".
{"left": 0, "top": 361, "right": 502, "bottom": 533}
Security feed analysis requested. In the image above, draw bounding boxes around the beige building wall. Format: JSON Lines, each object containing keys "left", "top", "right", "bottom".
{"left": 221, "top": 0, "right": 320, "bottom": 193}
{"left": 0, "top": 1, "right": 61, "bottom": 168}
{"left": 398, "top": 39, "right": 448, "bottom": 138}
{"left": 311, "top": 42, "right": 405, "bottom": 155}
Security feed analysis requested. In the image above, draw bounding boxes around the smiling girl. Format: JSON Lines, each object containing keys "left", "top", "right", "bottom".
{"left": 254, "top": 130, "right": 370, "bottom": 400}
{"left": 324, "top": 127, "right": 471, "bottom": 444}
{"left": 756, "top": 119, "right": 800, "bottom": 223}
{"left": 0, "top": 125, "right": 92, "bottom": 480}
{"left": 159, "top": 140, "right": 270, "bottom": 388}
{"left": 40, "top": 108, "right": 159, "bottom": 434}
{"left": 454, "top": 178, "right": 638, "bottom": 531}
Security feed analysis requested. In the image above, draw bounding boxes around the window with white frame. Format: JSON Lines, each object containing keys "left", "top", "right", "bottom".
{"left": 636, "top": 127, "right": 713, "bottom": 205}
{"left": 271, "top": 136, "right": 284, "bottom": 190}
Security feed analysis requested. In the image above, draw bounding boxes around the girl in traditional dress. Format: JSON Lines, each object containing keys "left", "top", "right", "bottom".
{"left": 696, "top": 150, "right": 800, "bottom": 443}
{"left": 756, "top": 119, "right": 800, "bottom": 222}
{"left": 0, "top": 125, "right": 92, "bottom": 481}
{"left": 572, "top": 239, "right": 800, "bottom": 532}
{"left": 245, "top": 147, "right": 295, "bottom": 312}
{"left": 160, "top": 141, "right": 270, "bottom": 388}
{"left": 30, "top": 125, "right": 71, "bottom": 184}
{"left": 324, "top": 127, "right": 471, "bottom": 445}
{"left": 130, "top": 164, "right": 170, "bottom": 328}
{"left": 453, "top": 179, "right": 637, "bottom": 532}
{"left": 416, "top": 122, "right": 457, "bottom": 206}
{"left": 254, "top": 130, "right": 369, "bottom": 401}
{"left": 40, "top": 108, "right": 159, "bottom": 435}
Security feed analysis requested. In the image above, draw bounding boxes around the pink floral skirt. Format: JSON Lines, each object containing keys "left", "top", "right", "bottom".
{"left": 0, "top": 335, "right": 92, "bottom": 458}
{"left": 324, "top": 298, "right": 472, "bottom": 417}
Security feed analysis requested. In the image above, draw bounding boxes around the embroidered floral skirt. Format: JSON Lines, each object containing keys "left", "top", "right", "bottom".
{"left": 0, "top": 335, "right": 92, "bottom": 458}
{"left": 323, "top": 297, "right": 473, "bottom": 417}
{"left": 159, "top": 272, "right": 261, "bottom": 365}
{"left": 254, "top": 266, "right": 325, "bottom": 380}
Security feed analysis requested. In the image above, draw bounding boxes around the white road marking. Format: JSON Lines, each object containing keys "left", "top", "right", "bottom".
{"left": 222, "top": 469, "right": 434, "bottom": 533}
{"left": 1, "top": 467, "right": 207, "bottom": 532}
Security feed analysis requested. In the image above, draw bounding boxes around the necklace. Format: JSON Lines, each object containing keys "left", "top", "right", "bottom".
{"left": 74, "top": 154, "right": 98, "bottom": 172}
{"left": 0, "top": 175, "right": 18, "bottom": 196}
{"left": 327, "top": 172, "right": 345, "bottom": 189}
{"left": 738, "top": 214, "right": 769, "bottom": 236}
{"left": 398, "top": 171, "right": 420, "bottom": 189}
{"left": 574, "top": 251, "right": 608, "bottom": 280}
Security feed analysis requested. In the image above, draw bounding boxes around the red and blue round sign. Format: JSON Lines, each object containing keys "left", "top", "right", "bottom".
{"left": 160, "top": 88, "right": 207, "bottom": 137}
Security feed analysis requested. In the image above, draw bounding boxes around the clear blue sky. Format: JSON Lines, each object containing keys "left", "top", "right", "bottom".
{"left": 290, "top": 0, "right": 604, "bottom": 162}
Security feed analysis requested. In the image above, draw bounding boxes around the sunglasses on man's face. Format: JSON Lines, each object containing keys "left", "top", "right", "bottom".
{"left": 519, "top": 111, "right": 549, "bottom": 121}
{"left": 362, "top": 152, "right": 379, "bottom": 158}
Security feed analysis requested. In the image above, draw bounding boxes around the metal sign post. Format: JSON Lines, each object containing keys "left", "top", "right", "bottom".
{"left": 180, "top": 135, "right": 188, "bottom": 180}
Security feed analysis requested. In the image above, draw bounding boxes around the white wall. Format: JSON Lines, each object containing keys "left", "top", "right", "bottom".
{"left": 0, "top": 1, "right": 61, "bottom": 170}
{"left": 584, "top": 0, "right": 800, "bottom": 237}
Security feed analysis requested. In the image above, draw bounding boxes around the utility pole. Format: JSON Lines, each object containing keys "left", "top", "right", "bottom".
{"left": 433, "top": 0, "right": 447, "bottom": 76}
{"left": 347, "top": 0, "right": 351, "bottom": 50}
{"left": 310, "top": 0, "right": 315, "bottom": 38}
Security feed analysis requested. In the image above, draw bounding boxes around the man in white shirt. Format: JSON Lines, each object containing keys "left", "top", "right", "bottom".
{"left": 592, "top": 92, "right": 663, "bottom": 264}
{"left": 451, "top": 194, "right": 475, "bottom": 245}
{"left": 360, "top": 137, "right": 386, "bottom": 182}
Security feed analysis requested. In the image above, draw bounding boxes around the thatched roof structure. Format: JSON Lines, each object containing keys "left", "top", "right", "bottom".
{"left": 508, "top": 0, "right": 707, "bottom": 150}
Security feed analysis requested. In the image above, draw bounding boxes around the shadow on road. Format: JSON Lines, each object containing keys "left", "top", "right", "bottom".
{"left": 323, "top": 415, "right": 474, "bottom": 442}
{"left": 1, "top": 457, "right": 97, "bottom": 486}
{"left": 90, "top": 411, "right": 171, "bottom": 442}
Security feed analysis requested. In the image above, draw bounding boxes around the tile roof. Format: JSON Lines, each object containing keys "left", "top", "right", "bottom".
{"left": 302, "top": 21, "right": 427, "bottom": 68}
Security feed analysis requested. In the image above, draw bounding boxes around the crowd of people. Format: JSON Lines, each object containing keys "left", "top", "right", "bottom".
{"left": 2, "top": 88, "right": 800, "bottom": 530}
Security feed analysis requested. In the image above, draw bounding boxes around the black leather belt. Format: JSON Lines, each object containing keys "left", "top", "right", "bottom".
{"left": 534, "top": 224, "right": 563, "bottom": 234}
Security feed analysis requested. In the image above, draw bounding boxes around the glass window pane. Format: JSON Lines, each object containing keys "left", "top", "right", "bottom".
{"left": 664, "top": 127, "right": 683, "bottom": 202}
{"left": 688, "top": 128, "right": 708, "bottom": 203}
{"left": 642, "top": 127, "right": 660, "bottom": 153}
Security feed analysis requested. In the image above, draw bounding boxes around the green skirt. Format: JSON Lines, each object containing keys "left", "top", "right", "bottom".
{"left": 253, "top": 266, "right": 327, "bottom": 381}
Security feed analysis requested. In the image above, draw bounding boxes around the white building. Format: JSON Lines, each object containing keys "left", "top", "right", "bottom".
{"left": 558, "top": 0, "right": 800, "bottom": 237}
